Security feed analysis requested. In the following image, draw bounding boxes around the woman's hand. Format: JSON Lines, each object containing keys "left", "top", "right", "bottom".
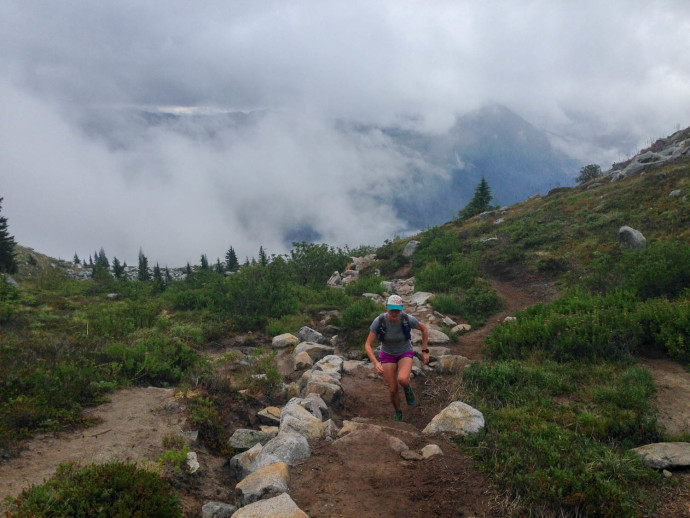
{"left": 422, "top": 351, "right": 430, "bottom": 365}
{"left": 375, "top": 361, "right": 384, "bottom": 375}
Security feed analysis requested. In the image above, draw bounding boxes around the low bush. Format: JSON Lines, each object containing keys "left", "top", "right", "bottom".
{"left": 102, "top": 337, "right": 201, "bottom": 386}
{"left": 485, "top": 288, "right": 689, "bottom": 364}
{"left": 6, "top": 461, "right": 182, "bottom": 517}
{"left": 340, "top": 298, "right": 381, "bottom": 331}
{"left": 415, "top": 256, "right": 477, "bottom": 292}
{"left": 430, "top": 280, "right": 503, "bottom": 327}
{"left": 344, "top": 275, "right": 386, "bottom": 297}
{"left": 265, "top": 313, "right": 311, "bottom": 337}
{"left": 459, "top": 360, "right": 661, "bottom": 517}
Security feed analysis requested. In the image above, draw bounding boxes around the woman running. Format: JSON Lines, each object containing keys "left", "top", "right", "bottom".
{"left": 364, "top": 294, "right": 429, "bottom": 421}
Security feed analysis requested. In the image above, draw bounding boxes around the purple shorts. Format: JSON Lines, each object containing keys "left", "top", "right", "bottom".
{"left": 379, "top": 350, "right": 414, "bottom": 364}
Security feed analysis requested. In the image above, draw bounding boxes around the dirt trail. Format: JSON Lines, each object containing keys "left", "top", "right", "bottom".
{"left": 1, "top": 274, "right": 689, "bottom": 517}
{"left": 0, "top": 387, "right": 186, "bottom": 510}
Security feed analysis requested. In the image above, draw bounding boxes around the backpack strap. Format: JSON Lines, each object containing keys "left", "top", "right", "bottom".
{"left": 401, "top": 312, "right": 411, "bottom": 340}
{"left": 376, "top": 314, "right": 387, "bottom": 342}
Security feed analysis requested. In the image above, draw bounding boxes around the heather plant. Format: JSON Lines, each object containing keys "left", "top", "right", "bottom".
{"left": 485, "top": 288, "right": 690, "bottom": 364}
{"left": 5, "top": 461, "right": 182, "bottom": 517}
{"left": 343, "top": 275, "right": 386, "bottom": 296}
{"left": 102, "top": 337, "right": 201, "bottom": 386}
{"left": 429, "top": 280, "right": 503, "bottom": 327}
{"left": 458, "top": 360, "right": 661, "bottom": 516}
{"left": 340, "top": 298, "right": 381, "bottom": 331}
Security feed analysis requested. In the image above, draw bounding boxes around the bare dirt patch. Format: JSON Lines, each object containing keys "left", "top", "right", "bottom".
{"left": 0, "top": 387, "right": 184, "bottom": 508}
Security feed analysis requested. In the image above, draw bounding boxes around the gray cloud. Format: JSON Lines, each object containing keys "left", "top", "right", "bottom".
{"left": 2, "top": 0, "right": 690, "bottom": 265}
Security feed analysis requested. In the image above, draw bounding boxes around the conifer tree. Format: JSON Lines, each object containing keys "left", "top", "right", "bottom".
{"left": 0, "top": 198, "right": 18, "bottom": 274}
{"left": 214, "top": 258, "right": 224, "bottom": 274}
{"left": 152, "top": 263, "right": 165, "bottom": 291}
{"left": 165, "top": 267, "right": 172, "bottom": 283}
{"left": 73, "top": 253, "right": 80, "bottom": 265}
{"left": 225, "top": 246, "right": 239, "bottom": 272}
{"left": 137, "top": 249, "right": 151, "bottom": 281}
{"left": 258, "top": 246, "right": 268, "bottom": 266}
{"left": 185, "top": 262, "right": 192, "bottom": 276}
{"left": 95, "top": 248, "right": 109, "bottom": 269}
{"left": 111, "top": 257, "right": 125, "bottom": 279}
{"left": 200, "top": 254, "right": 209, "bottom": 270}
{"left": 458, "top": 177, "right": 497, "bottom": 221}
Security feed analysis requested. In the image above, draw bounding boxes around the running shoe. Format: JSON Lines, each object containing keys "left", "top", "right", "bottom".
{"left": 404, "top": 385, "right": 415, "bottom": 405}
{"left": 393, "top": 411, "right": 403, "bottom": 422}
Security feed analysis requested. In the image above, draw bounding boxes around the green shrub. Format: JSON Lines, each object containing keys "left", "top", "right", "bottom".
{"left": 430, "top": 280, "right": 503, "bottom": 327}
{"left": 344, "top": 275, "right": 386, "bottom": 297}
{"left": 459, "top": 360, "right": 661, "bottom": 517}
{"left": 620, "top": 240, "right": 690, "bottom": 300}
{"left": 485, "top": 288, "right": 689, "bottom": 364}
{"left": 102, "top": 337, "right": 201, "bottom": 386}
{"left": 412, "top": 227, "right": 465, "bottom": 266}
{"left": 340, "top": 298, "right": 381, "bottom": 331}
{"left": 266, "top": 313, "right": 310, "bottom": 337}
{"left": 237, "top": 348, "right": 283, "bottom": 397}
{"left": 0, "top": 276, "right": 20, "bottom": 323}
{"left": 188, "top": 397, "right": 232, "bottom": 454}
{"left": 415, "top": 256, "right": 478, "bottom": 292}
{"left": 6, "top": 461, "right": 182, "bottom": 517}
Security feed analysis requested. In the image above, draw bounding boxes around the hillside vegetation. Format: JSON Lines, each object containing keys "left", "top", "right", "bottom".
{"left": 1, "top": 132, "right": 689, "bottom": 516}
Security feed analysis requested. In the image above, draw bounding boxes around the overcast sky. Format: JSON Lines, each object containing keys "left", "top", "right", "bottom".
{"left": 2, "top": 0, "right": 690, "bottom": 267}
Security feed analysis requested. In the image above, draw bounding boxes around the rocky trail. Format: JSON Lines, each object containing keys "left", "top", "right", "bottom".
{"left": 1, "top": 273, "right": 689, "bottom": 517}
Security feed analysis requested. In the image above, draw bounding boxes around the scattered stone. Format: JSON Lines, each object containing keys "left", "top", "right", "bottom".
{"left": 228, "top": 429, "right": 277, "bottom": 451}
{"left": 251, "top": 432, "right": 311, "bottom": 472}
{"left": 293, "top": 351, "right": 313, "bottom": 371}
{"left": 451, "top": 324, "right": 471, "bottom": 333}
{"left": 401, "top": 450, "right": 423, "bottom": 461}
{"left": 402, "top": 240, "right": 419, "bottom": 258}
{"left": 257, "top": 407, "right": 282, "bottom": 426}
{"left": 617, "top": 226, "right": 646, "bottom": 250}
{"left": 296, "top": 326, "right": 329, "bottom": 344}
{"left": 293, "top": 342, "right": 334, "bottom": 362}
{"left": 280, "top": 405, "right": 324, "bottom": 440}
{"left": 663, "top": 469, "right": 672, "bottom": 478}
{"left": 669, "top": 189, "right": 682, "bottom": 198}
{"left": 230, "top": 443, "right": 263, "bottom": 480}
{"left": 312, "top": 355, "right": 344, "bottom": 380}
{"left": 436, "top": 355, "right": 471, "bottom": 374}
{"left": 411, "top": 327, "right": 450, "bottom": 345}
{"left": 106, "top": 293, "right": 119, "bottom": 300}
{"left": 631, "top": 442, "right": 690, "bottom": 469}
{"left": 201, "top": 501, "right": 237, "bottom": 518}
{"left": 327, "top": 271, "right": 342, "bottom": 287}
{"left": 271, "top": 333, "right": 299, "bottom": 349}
{"left": 235, "top": 462, "right": 290, "bottom": 507}
{"left": 186, "top": 451, "right": 200, "bottom": 474}
{"left": 503, "top": 316, "right": 517, "bottom": 322}
{"left": 423, "top": 401, "right": 485, "bottom": 436}
{"left": 421, "top": 444, "right": 443, "bottom": 459}
{"left": 410, "top": 292, "right": 433, "bottom": 305}
{"left": 231, "top": 493, "right": 308, "bottom": 518}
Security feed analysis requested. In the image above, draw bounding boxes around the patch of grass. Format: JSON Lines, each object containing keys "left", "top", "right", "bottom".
{"left": 343, "top": 275, "right": 386, "bottom": 297}
{"left": 5, "top": 461, "right": 182, "bottom": 517}
{"left": 430, "top": 279, "right": 504, "bottom": 327}
{"left": 458, "top": 359, "right": 662, "bottom": 517}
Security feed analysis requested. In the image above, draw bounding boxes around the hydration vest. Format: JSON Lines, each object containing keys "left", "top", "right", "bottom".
{"left": 377, "top": 312, "right": 412, "bottom": 343}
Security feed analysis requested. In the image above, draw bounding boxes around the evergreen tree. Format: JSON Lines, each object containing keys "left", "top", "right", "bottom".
{"left": 185, "top": 262, "right": 192, "bottom": 276}
{"left": 458, "top": 178, "right": 497, "bottom": 221}
{"left": 0, "top": 198, "right": 18, "bottom": 274}
{"left": 165, "top": 267, "right": 172, "bottom": 283}
{"left": 258, "top": 246, "right": 268, "bottom": 266}
{"left": 200, "top": 254, "right": 209, "bottom": 270}
{"left": 225, "top": 246, "right": 239, "bottom": 272}
{"left": 575, "top": 164, "right": 602, "bottom": 184}
{"left": 152, "top": 263, "right": 165, "bottom": 291}
{"left": 82, "top": 259, "right": 87, "bottom": 267}
{"left": 112, "top": 257, "right": 125, "bottom": 279}
{"left": 73, "top": 253, "right": 80, "bottom": 265}
{"left": 137, "top": 249, "right": 151, "bottom": 281}
{"left": 214, "top": 258, "right": 224, "bottom": 274}
{"left": 95, "top": 248, "right": 109, "bottom": 269}
{"left": 88, "top": 255, "right": 94, "bottom": 267}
